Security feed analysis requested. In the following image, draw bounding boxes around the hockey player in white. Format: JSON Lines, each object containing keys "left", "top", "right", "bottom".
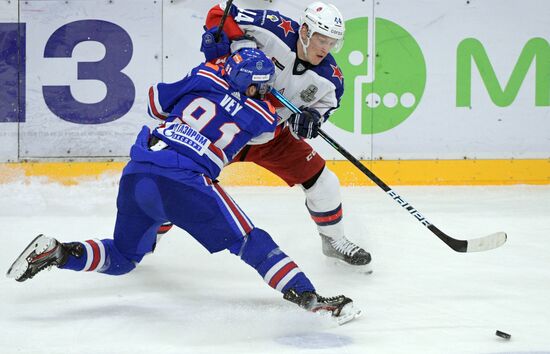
{"left": 201, "top": 2, "right": 372, "bottom": 269}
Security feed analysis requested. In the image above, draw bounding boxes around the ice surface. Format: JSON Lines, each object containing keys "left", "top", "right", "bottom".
{"left": 1, "top": 178, "right": 549, "bottom": 354}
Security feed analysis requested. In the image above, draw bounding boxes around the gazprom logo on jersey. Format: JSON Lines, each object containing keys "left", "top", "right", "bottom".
{"left": 161, "top": 123, "right": 210, "bottom": 155}
{"left": 331, "top": 17, "right": 550, "bottom": 135}
{"left": 332, "top": 17, "right": 426, "bottom": 135}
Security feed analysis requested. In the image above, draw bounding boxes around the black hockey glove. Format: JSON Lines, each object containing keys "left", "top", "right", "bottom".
{"left": 288, "top": 107, "right": 322, "bottom": 139}
{"left": 200, "top": 26, "right": 230, "bottom": 62}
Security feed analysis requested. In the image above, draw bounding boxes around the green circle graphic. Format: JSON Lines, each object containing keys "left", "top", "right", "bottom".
{"left": 331, "top": 17, "right": 426, "bottom": 134}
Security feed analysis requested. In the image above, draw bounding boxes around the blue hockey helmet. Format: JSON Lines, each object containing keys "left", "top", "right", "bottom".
{"left": 224, "top": 48, "right": 275, "bottom": 95}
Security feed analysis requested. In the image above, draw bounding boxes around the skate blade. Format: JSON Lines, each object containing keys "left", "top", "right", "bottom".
{"left": 335, "top": 302, "right": 362, "bottom": 326}
{"left": 325, "top": 257, "right": 373, "bottom": 275}
{"left": 6, "top": 234, "right": 51, "bottom": 280}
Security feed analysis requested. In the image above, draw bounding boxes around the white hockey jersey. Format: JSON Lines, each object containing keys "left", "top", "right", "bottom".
{"left": 206, "top": 4, "right": 345, "bottom": 125}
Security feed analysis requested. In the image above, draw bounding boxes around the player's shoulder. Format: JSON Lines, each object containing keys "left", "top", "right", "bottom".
{"left": 243, "top": 97, "right": 278, "bottom": 127}
{"left": 235, "top": 8, "right": 300, "bottom": 47}
{"left": 310, "top": 54, "right": 344, "bottom": 94}
{"left": 191, "top": 62, "right": 231, "bottom": 90}
{"left": 193, "top": 62, "right": 225, "bottom": 76}
{"left": 260, "top": 11, "right": 300, "bottom": 42}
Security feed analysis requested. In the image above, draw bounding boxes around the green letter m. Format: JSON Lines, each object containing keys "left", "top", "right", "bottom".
{"left": 457, "top": 38, "right": 550, "bottom": 107}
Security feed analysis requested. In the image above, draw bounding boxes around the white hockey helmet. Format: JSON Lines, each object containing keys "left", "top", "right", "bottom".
{"left": 300, "top": 2, "right": 345, "bottom": 52}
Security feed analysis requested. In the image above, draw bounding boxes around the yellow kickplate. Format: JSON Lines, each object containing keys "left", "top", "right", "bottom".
{"left": 0, "top": 159, "right": 548, "bottom": 186}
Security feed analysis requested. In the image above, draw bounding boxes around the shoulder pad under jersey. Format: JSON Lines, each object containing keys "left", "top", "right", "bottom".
{"left": 233, "top": 8, "right": 300, "bottom": 49}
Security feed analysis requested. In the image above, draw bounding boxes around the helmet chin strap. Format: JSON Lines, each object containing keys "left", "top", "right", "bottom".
{"left": 299, "top": 28, "right": 312, "bottom": 60}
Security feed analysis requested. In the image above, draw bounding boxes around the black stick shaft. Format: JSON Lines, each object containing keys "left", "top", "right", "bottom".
{"left": 215, "top": 0, "right": 234, "bottom": 42}
{"left": 317, "top": 130, "right": 389, "bottom": 192}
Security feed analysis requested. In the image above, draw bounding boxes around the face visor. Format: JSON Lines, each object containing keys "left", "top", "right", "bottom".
{"left": 310, "top": 32, "right": 344, "bottom": 53}
{"left": 251, "top": 73, "right": 275, "bottom": 98}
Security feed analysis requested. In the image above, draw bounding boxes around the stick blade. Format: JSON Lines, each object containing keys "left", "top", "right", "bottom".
{"left": 465, "top": 232, "right": 507, "bottom": 252}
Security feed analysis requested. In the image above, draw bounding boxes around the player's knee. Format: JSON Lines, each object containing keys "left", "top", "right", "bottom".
{"left": 228, "top": 228, "right": 279, "bottom": 268}
{"left": 99, "top": 239, "right": 137, "bottom": 276}
{"left": 302, "top": 166, "right": 325, "bottom": 189}
{"left": 308, "top": 167, "right": 341, "bottom": 195}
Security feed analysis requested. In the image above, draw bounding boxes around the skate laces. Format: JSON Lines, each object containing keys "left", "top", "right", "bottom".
{"left": 313, "top": 294, "right": 348, "bottom": 314}
{"left": 317, "top": 294, "right": 345, "bottom": 304}
{"left": 330, "top": 236, "right": 360, "bottom": 257}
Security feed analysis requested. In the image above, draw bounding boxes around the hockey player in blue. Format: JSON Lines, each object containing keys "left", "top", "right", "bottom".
{"left": 7, "top": 49, "right": 360, "bottom": 324}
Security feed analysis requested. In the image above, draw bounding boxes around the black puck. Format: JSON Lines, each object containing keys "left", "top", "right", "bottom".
{"left": 495, "top": 330, "right": 511, "bottom": 340}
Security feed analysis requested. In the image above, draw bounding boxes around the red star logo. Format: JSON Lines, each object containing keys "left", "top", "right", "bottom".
{"left": 331, "top": 64, "right": 343, "bottom": 84}
{"left": 278, "top": 19, "right": 295, "bottom": 37}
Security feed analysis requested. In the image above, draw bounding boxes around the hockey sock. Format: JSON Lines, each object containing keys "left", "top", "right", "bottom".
{"left": 60, "top": 239, "right": 136, "bottom": 275}
{"left": 59, "top": 239, "right": 106, "bottom": 272}
{"left": 304, "top": 167, "right": 345, "bottom": 238}
{"left": 229, "top": 228, "right": 315, "bottom": 294}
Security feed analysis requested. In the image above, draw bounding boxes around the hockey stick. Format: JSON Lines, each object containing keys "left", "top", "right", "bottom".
{"left": 270, "top": 88, "right": 507, "bottom": 253}
{"left": 215, "top": 0, "right": 234, "bottom": 42}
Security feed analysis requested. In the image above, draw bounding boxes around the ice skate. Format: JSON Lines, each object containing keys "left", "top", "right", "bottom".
{"left": 319, "top": 234, "right": 372, "bottom": 274}
{"left": 320, "top": 233, "right": 372, "bottom": 273}
{"left": 6, "top": 234, "right": 70, "bottom": 282}
{"left": 283, "top": 289, "right": 361, "bottom": 325}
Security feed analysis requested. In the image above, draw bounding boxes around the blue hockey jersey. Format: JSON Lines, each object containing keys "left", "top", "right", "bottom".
{"left": 132, "top": 62, "right": 278, "bottom": 179}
